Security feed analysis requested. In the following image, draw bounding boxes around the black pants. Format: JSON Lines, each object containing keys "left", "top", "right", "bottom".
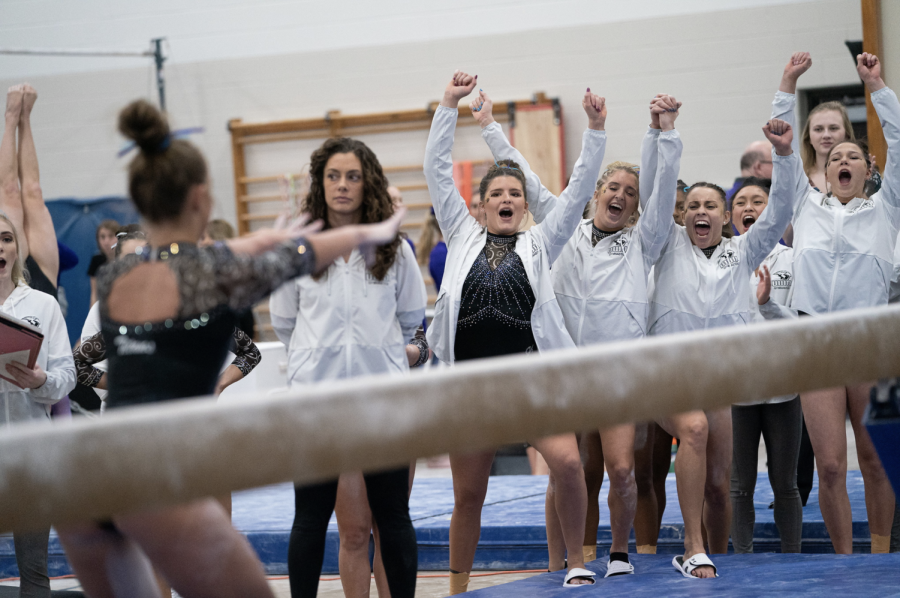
{"left": 13, "top": 529, "right": 51, "bottom": 598}
{"left": 797, "top": 415, "right": 815, "bottom": 506}
{"left": 731, "top": 399, "right": 803, "bottom": 553}
{"left": 288, "top": 467, "right": 417, "bottom": 598}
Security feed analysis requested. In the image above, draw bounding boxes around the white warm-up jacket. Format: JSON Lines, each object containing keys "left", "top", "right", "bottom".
{"left": 484, "top": 123, "right": 682, "bottom": 344}
{"left": 424, "top": 105, "right": 606, "bottom": 364}
{"left": 771, "top": 87, "right": 900, "bottom": 314}
{"left": 0, "top": 284, "right": 75, "bottom": 425}
{"left": 738, "top": 243, "right": 797, "bottom": 405}
{"left": 269, "top": 241, "right": 426, "bottom": 384}
{"left": 648, "top": 153, "right": 797, "bottom": 335}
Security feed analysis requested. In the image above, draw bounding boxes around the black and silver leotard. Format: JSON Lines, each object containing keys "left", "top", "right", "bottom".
{"left": 453, "top": 232, "right": 537, "bottom": 361}
{"left": 91, "top": 240, "right": 315, "bottom": 408}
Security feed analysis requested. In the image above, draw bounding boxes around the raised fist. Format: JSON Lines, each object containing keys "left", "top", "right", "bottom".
{"left": 470, "top": 89, "right": 495, "bottom": 128}
{"left": 783, "top": 52, "right": 812, "bottom": 83}
{"left": 763, "top": 118, "right": 793, "bottom": 156}
{"left": 441, "top": 70, "right": 478, "bottom": 107}
{"left": 582, "top": 88, "right": 606, "bottom": 131}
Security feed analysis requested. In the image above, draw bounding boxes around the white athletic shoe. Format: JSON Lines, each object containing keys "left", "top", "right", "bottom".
{"left": 604, "top": 559, "right": 635, "bottom": 577}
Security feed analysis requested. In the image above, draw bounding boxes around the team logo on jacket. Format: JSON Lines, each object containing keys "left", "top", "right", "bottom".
{"left": 849, "top": 199, "right": 875, "bottom": 214}
{"left": 608, "top": 236, "right": 629, "bottom": 257}
{"left": 717, "top": 249, "right": 740, "bottom": 269}
{"left": 21, "top": 315, "right": 40, "bottom": 328}
{"left": 772, "top": 270, "right": 792, "bottom": 289}
{"left": 531, "top": 238, "right": 540, "bottom": 256}
{"left": 366, "top": 271, "right": 389, "bottom": 285}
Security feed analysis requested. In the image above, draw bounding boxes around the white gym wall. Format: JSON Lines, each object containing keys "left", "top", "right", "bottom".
{"left": 0, "top": 0, "right": 869, "bottom": 227}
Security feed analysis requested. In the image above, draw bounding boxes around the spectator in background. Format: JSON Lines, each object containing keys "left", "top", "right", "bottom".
{"left": 87, "top": 219, "right": 120, "bottom": 305}
{"left": 674, "top": 179, "right": 688, "bottom": 226}
{"left": 418, "top": 208, "right": 445, "bottom": 292}
{"left": 725, "top": 140, "right": 773, "bottom": 200}
{"left": 199, "top": 218, "right": 255, "bottom": 339}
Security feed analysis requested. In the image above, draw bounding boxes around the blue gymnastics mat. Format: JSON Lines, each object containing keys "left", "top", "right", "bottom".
{"left": 467, "top": 553, "right": 900, "bottom": 597}
{"left": 0, "top": 471, "right": 877, "bottom": 577}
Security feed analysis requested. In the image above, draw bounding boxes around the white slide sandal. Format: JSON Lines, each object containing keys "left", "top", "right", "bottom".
{"left": 605, "top": 559, "right": 635, "bottom": 577}
{"left": 562, "top": 568, "right": 597, "bottom": 587}
{"left": 672, "top": 554, "right": 718, "bottom": 579}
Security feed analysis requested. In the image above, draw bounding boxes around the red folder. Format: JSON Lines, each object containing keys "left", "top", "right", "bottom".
{"left": 0, "top": 311, "right": 43, "bottom": 386}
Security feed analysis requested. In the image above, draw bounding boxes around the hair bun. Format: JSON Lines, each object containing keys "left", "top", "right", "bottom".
{"left": 118, "top": 99, "right": 170, "bottom": 154}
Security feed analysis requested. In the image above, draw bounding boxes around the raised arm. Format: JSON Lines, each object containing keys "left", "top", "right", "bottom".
{"left": 757, "top": 265, "right": 797, "bottom": 320}
{"left": 743, "top": 119, "right": 798, "bottom": 269}
{"left": 639, "top": 94, "right": 665, "bottom": 209}
{"left": 424, "top": 70, "right": 480, "bottom": 241}
{"left": 775, "top": 52, "right": 810, "bottom": 159}
{"left": 536, "top": 90, "right": 608, "bottom": 263}
{"left": 858, "top": 54, "right": 900, "bottom": 219}
{"left": 639, "top": 95, "right": 682, "bottom": 267}
{"left": 471, "top": 89, "right": 558, "bottom": 222}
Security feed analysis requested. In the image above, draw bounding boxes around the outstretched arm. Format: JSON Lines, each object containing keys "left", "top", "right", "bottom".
{"left": 471, "top": 90, "right": 559, "bottom": 223}
{"left": 18, "top": 84, "right": 58, "bottom": 285}
{"left": 639, "top": 95, "right": 682, "bottom": 267}
{"left": 537, "top": 90, "right": 608, "bottom": 263}
{"left": 743, "top": 119, "right": 798, "bottom": 269}
{"left": 215, "top": 327, "right": 262, "bottom": 395}
{"left": 424, "top": 70, "right": 479, "bottom": 241}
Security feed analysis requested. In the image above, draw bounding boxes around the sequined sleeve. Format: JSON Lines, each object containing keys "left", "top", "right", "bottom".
{"left": 209, "top": 240, "right": 317, "bottom": 312}
{"left": 229, "top": 326, "right": 261, "bottom": 376}
{"left": 73, "top": 331, "right": 106, "bottom": 388}
{"left": 409, "top": 327, "right": 429, "bottom": 368}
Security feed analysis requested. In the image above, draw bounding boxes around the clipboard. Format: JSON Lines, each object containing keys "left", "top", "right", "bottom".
{"left": 0, "top": 311, "right": 43, "bottom": 385}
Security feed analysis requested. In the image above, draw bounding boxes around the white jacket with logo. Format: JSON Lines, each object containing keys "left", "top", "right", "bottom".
{"left": 482, "top": 124, "right": 681, "bottom": 345}
{"left": 771, "top": 86, "right": 900, "bottom": 314}
{"left": 269, "top": 241, "right": 426, "bottom": 385}
{"left": 739, "top": 243, "right": 797, "bottom": 405}
{"left": 648, "top": 153, "right": 797, "bottom": 335}
{"left": 424, "top": 105, "right": 606, "bottom": 364}
{"left": 0, "top": 284, "right": 75, "bottom": 425}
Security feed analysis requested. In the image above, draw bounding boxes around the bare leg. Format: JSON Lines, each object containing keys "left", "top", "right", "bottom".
{"left": 545, "top": 473, "right": 567, "bottom": 570}
{"left": 373, "top": 462, "right": 415, "bottom": 598}
{"left": 601, "top": 424, "right": 637, "bottom": 555}
{"left": 580, "top": 430, "right": 604, "bottom": 559}
{"left": 703, "top": 408, "right": 732, "bottom": 554}
{"left": 658, "top": 412, "right": 715, "bottom": 578}
{"left": 652, "top": 425, "right": 673, "bottom": 532}
{"left": 17, "top": 84, "right": 57, "bottom": 283}
{"left": 57, "top": 522, "right": 155, "bottom": 598}
{"left": 801, "top": 387, "right": 853, "bottom": 553}
{"left": 448, "top": 449, "right": 495, "bottom": 593}
{"left": 847, "top": 382, "right": 896, "bottom": 542}
{"left": 335, "top": 472, "right": 374, "bottom": 598}
{"left": 634, "top": 423, "right": 659, "bottom": 549}
{"left": 530, "top": 433, "right": 591, "bottom": 584}
{"left": 1, "top": 86, "right": 28, "bottom": 261}
{"left": 115, "top": 499, "right": 275, "bottom": 598}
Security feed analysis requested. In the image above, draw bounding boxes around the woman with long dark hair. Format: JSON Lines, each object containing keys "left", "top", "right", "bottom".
{"left": 270, "top": 136, "right": 427, "bottom": 598}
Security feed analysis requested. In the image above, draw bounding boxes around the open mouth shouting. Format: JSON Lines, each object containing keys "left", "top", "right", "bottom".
{"left": 742, "top": 214, "right": 756, "bottom": 230}
{"left": 0, "top": 257, "right": 7, "bottom": 271}
{"left": 498, "top": 206, "right": 514, "bottom": 220}
{"left": 838, "top": 168, "right": 852, "bottom": 186}
{"left": 693, "top": 218, "right": 711, "bottom": 239}
{"left": 607, "top": 200, "right": 624, "bottom": 218}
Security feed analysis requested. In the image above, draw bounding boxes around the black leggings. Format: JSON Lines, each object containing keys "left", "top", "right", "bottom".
{"left": 731, "top": 398, "right": 803, "bottom": 553}
{"left": 288, "top": 467, "right": 417, "bottom": 597}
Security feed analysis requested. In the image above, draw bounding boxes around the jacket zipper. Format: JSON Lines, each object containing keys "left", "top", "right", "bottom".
{"left": 345, "top": 263, "right": 352, "bottom": 376}
{"left": 577, "top": 234, "right": 592, "bottom": 345}
{"left": 827, "top": 210, "right": 844, "bottom": 311}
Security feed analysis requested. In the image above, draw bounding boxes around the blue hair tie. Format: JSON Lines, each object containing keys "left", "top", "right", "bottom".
{"left": 494, "top": 160, "right": 520, "bottom": 172}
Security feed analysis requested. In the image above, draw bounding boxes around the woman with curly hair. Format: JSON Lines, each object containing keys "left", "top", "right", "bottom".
{"left": 269, "top": 136, "right": 427, "bottom": 598}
